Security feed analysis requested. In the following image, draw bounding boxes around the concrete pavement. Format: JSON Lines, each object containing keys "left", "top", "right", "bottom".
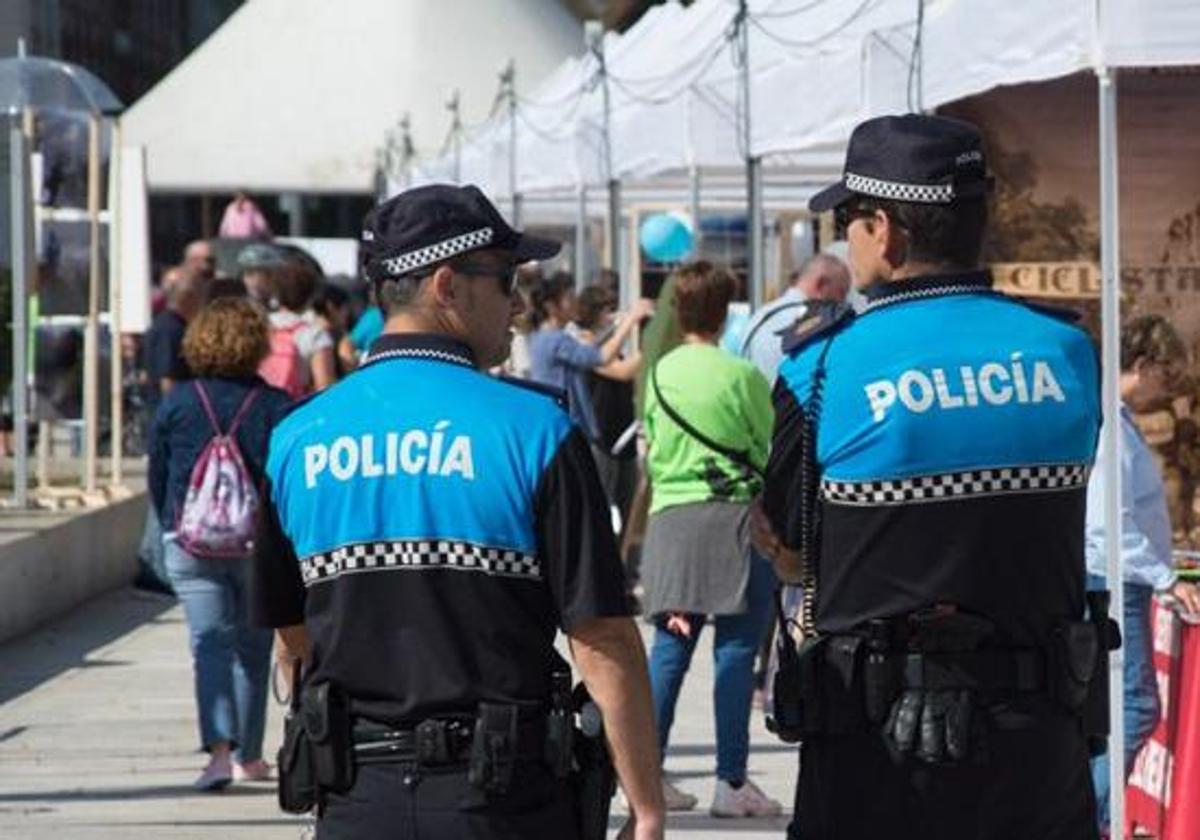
{"left": 0, "top": 588, "right": 796, "bottom": 839}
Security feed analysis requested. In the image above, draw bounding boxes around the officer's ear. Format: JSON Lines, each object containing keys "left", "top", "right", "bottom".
{"left": 873, "top": 211, "right": 908, "bottom": 269}
{"left": 429, "top": 265, "right": 458, "bottom": 307}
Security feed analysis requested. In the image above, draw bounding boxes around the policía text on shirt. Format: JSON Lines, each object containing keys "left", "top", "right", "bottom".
{"left": 302, "top": 421, "right": 475, "bottom": 488}
{"left": 864, "top": 352, "right": 1067, "bottom": 423}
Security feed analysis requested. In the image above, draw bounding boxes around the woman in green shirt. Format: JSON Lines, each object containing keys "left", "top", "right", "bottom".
{"left": 641, "top": 261, "right": 781, "bottom": 817}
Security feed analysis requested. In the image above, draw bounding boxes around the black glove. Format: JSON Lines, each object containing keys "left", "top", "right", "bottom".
{"left": 884, "top": 688, "right": 978, "bottom": 764}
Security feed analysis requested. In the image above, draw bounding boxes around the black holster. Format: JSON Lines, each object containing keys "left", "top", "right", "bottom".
{"left": 769, "top": 634, "right": 821, "bottom": 743}
{"left": 571, "top": 686, "right": 616, "bottom": 840}
{"left": 277, "top": 664, "right": 317, "bottom": 814}
{"left": 468, "top": 702, "right": 519, "bottom": 794}
{"left": 302, "top": 681, "right": 355, "bottom": 794}
{"left": 1080, "top": 590, "right": 1123, "bottom": 756}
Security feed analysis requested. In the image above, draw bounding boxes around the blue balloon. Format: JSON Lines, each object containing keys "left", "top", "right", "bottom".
{"left": 639, "top": 213, "right": 695, "bottom": 263}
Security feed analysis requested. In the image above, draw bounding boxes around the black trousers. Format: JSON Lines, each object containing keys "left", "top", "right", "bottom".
{"left": 317, "top": 761, "right": 578, "bottom": 840}
{"left": 788, "top": 707, "right": 1099, "bottom": 840}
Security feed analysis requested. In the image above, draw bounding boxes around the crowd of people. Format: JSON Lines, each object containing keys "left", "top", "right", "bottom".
{"left": 125, "top": 116, "right": 1200, "bottom": 839}
{"left": 130, "top": 205, "right": 855, "bottom": 811}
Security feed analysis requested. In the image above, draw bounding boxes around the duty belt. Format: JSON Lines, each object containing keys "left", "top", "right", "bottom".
{"left": 352, "top": 716, "right": 545, "bottom": 766}
{"left": 897, "top": 649, "right": 1046, "bottom": 693}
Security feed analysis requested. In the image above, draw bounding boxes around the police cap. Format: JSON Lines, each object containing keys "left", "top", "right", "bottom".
{"left": 360, "top": 184, "right": 560, "bottom": 283}
{"left": 809, "top": 114, "right": 991, "bottom": 213}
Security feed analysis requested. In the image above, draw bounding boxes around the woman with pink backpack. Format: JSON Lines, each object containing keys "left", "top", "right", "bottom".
{"left": 148, "top": 298, "right": 292, "bottom": 791}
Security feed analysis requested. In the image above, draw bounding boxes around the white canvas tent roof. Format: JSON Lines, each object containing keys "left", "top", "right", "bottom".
{"left": 406, "top": 0, "right": 1200, "bottom": 204}
{"left": 121, "top": 0, "right": 583, "bottom": 194}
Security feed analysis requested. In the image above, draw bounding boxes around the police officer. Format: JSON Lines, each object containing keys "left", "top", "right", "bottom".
{"left": 252, "top": 184, "right": 664, "bottom": 840}
{"left": 751, "top": 115, "right": 1105, "bottom": 839}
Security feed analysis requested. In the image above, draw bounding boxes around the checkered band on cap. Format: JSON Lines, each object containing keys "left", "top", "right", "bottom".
{"left": 299, "top": 538, "right": 540, "bottom": 586}
{"left": 378, "top": 227, "right": 495, "bottom": 277}
{"left": 822, "top": 463, "right": 1089, "bottom": 507}
{"left": 846, "top": 172, "right": 954, "bottom": 204}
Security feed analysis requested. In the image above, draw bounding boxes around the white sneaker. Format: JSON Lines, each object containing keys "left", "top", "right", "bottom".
{"left": 710, "top": 778, "right": 783, "bottom": 818}
{"left": 662, "top": 778, "right": 698, "bottom": 811}
{"left": 194, "top": 753, "right": 233, "bottom": 792}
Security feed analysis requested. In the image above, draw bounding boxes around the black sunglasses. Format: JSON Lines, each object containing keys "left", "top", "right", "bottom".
{"left": 834, "top": 202, "right": 879, "bottom": 238}
{"left": 448, "top": 259, "right": 520, "bottom": 296}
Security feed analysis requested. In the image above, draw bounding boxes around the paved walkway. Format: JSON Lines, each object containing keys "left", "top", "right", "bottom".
{"left": 0, "top": 588, "right": 795, "bottom": 839}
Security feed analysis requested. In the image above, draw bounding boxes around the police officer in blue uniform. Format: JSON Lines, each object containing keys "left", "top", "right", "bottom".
{"left": 252, "top": 184, "right": 664, "bottom": 840}
{"left": 752, "top": 115, "right": 1107, "bottom": 839}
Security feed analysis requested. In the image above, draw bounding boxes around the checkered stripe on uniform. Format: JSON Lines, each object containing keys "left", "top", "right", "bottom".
{"left": 822, "top": 464, "right": 1089, "bottom": 507}
{"left": 846, "top": 172, "right": 954, "bottom": 204}
{"left": 379, "top": 227, "right": 495, "bottom": 277}
{"left": 300, "top": 539, "right": 540, "bottom": 586}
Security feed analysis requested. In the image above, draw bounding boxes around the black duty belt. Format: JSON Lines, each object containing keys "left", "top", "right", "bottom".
{"left": 899, "top": 649, "right": 1046, "bottom": 693}
{"left": 352, "top": 716, "right": 546, "bottom": 766}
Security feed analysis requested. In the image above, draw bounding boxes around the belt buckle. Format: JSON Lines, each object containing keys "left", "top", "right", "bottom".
{"left": 415, "top": 719, "right": 451, "bottom": 764}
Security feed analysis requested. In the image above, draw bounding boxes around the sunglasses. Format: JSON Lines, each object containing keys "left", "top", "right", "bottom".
{"left": 834, "top": 202, "right": 880, "bottom": 238}
{"left": 448, "top": 259, "right": 520, "bottom": 296}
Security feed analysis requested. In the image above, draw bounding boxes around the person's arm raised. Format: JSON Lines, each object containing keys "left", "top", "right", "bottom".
{"left": 598, "top": 299, "right": 655, "bottom": 365}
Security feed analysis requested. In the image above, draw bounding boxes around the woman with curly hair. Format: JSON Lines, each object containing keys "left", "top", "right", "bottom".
{"left": 149, "top": 297, "right": 292, "bottom": 790}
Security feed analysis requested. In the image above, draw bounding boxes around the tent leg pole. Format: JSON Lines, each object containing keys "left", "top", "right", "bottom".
{"left": 83, "top": 114, "right": 101, "bottom": 500}
{"left": 607, "top": 178, "right": 622, "bottom": 299}
{"left": 748, "top": 156, "right": 764, "bottom": 309}
{"left": 575, "top": 186, "right": 588, "bottom": 293}
{"left": 689, "top": 164, "right": 702, "bottom": 255}
{"left": 9, "top": 121, "right": 29, "bottom": 508}
{"left": 109, "top": 122, "right": 124, "bottom": 491}
{"left": 1097, "top": 65, "right": 1126, "bottom": 837}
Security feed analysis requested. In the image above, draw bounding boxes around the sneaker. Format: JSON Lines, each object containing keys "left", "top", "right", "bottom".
{"left": 234, "top": 758, "right": 271, "bottom": 782}
{"left": 662, "top": 778, "right": 698, "bottom": 812}
{"left": 710, "top": 778, "right": 783, "bottom": 818}
{"left": 194, "top": 754, "right": 233, "bottom": 792}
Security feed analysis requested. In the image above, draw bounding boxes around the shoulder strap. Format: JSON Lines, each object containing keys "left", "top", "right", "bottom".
{"left": 650, "top": 363, "right": 763, "bottom": 478}
{"left": 192, "top": 381, "right": 223, "bottom": 436}
{"left": 226, "top": 387, "right": 262, "bottom": 438}
{"left": 739, "top": 299, "right": 805, "bottom": 356}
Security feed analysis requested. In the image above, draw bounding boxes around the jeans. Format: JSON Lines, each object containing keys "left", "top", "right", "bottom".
{"left": 165, "top": 540, "right": 273, "bottom": 761}
{"left": 1086, "top": 574, "right": 1160, "bottom": 828}
{"left": 648, "top": 551, "right": 776, "bottom": 783}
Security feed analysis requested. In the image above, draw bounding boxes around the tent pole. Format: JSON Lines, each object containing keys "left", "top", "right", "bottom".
{"left": 737, "top": 0, "right": 763, "bottom": 308}
{"left": 504, "top": 61, "right": 522, "bottom": 227}
{"left": 9, "top": 118, "right": 30, "bottom": 508}
{"left": 608, "top": 179, "right": 622, "bottom": 295}
{"left": 689, "top": 164, "right": 702, "bottom": 255}
{"left": 1097, "top": 64, "right": 1126, "bottom": 836}
{"left": 575, "top": 185, "right": 588, "bottom": 292}
{"left": 109, "top": 121, "right": 124, "bottom": 491}
{"left": 83, "top": 113, "right": 101, "bottom": 500}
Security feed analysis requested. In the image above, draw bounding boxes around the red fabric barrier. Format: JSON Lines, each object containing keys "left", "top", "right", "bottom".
{"left": 1126, "top": 600, "right": 1200, "bottom": 839}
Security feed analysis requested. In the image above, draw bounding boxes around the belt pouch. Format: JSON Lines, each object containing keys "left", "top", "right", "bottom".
{"left": 469, "top": 703, "right": 518, "bottom": 793}
{"left": 302, "top": 682, "right": 354, "bottom": 793}
{"left": 277, "top": 666, "right": 317, "bottom": 813}
{"left": 1082, "top": 590, "right": 1122, "bottom": 755}
{"left": 1048, "top": 621, "right": 1099, "bottom": 713}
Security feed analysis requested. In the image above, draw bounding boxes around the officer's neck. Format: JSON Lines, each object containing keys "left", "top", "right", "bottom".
{"left": 887, "top": 260, "right": 960, "bottom": 282}
{"left": 381, "top": 309, "right": 467, "bottom": 344}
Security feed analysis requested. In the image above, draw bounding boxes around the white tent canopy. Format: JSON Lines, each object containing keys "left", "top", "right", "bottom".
{"left": 121, "top": 0, "right": 583, "bottom": 194}
{"left": 407, "top": 0, "right": 1200, "bottom": 203}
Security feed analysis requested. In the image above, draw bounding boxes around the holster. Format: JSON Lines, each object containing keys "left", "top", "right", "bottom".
{"left": 277, "top": 664, "right": 317, "bottom": 814}
{"left": 301, "top": 681, "right": 355, "bottom": 794}
{"left": 769, "top": 634, "right": 861, "bottom": 743}
{"left": 545, "top": 672, "right": 575, "bottom": 779}
{"left": 468, "top": 702, "right": 519, "bottom": 794}
{"left": 571, "top": 686, "right": 616, "bottom": 840}
{"left": 1081, "top": 590, "right": 1123, "bottom": 756}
